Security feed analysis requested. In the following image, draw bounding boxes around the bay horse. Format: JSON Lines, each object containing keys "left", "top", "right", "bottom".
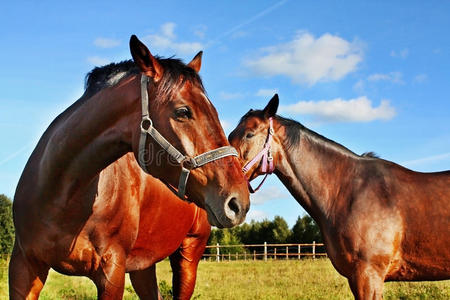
{"left": 11, "top": 152, "right": 210, "bottom": 299}
{"left": 229, "top": 94, "right": 450, "bottom": 300}
{"left": 9, "top": 35, "right": 248, "bottom": 299}
{"left": 52, "top": 153, "right": 210, "bottom": 299}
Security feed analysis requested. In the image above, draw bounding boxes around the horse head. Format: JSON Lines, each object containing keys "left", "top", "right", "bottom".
{"left": 129, "top": 35, "right": 249, "bottom": 227}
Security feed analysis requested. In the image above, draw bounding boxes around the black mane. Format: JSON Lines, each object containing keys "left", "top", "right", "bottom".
{"left": 84, "top": 57, "right": 204, "bottom": 99}
{"left": 275, "top": 115, "right": 303, "bottom": 150}
{"left": 84, "top": 60, "right": 138, "bottom": 97}
{"left": 361, "top": 151, "right": 380, "bottom": 158}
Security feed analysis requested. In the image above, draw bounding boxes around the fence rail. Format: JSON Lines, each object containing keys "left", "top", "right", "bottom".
{"left": 202, "top": 242, "right": 326, "bottom": 262}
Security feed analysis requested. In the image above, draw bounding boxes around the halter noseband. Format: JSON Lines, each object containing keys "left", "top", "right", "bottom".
{"left": 242, "top": 117, "right": 275, "bottom": 193}
{"left": 137, "top": 74, "right": 238, "bottom": 199}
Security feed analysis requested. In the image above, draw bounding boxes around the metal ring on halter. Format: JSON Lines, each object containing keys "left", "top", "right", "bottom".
{"left": 141, "top": 116, "right": 152, "bottom": 132}
{"left": 181, "top": 157, "right": 197, "bottom": 170}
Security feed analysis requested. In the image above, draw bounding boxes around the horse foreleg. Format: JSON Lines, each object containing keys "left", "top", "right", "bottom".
{"left": 169, "top": 238, "right": 205, "bottom": 300}
{"left": 129, "top": 265, "right": 162, "bottom": 300}
{"left": 8, "top": 241, "right": 49, "bottom": 300}
{"left": 92, "top": 246, "right": 126, "bottom": 300}
{"left": 348, "top": 263, "right": 385, "bottom": 300}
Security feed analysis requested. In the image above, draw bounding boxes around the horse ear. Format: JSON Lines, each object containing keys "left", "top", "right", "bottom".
{"left": 188, "top": 51, "right": 203, "bottom": 73}
{"left": 129, "top": 35, "right": 164, "bottom": 81}
{"left": 263, "top": 94, "right": 279, "bottom": 118}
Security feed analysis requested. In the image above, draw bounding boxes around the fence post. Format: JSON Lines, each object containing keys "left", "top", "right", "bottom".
{"left": 298, "top": 244, "right": 301, "bottom": 260}
{"left": 264, "top": 242, "right": 267, "bottom": 261}
{"left": 236, "top": 253, "right": 238, "bottom": 260}
{"left": 286, "top": 246, "right": 289, "bottom": 260}
{"left": 253, "top": 250, "right": 256, "bottom": 260}
{"left": 313, "top": 241, "right": 316, "bottom": 259}
{"left": 274, "top": 247, "right": 277, "bottom": 260}
{"left": 216, "top": 243, "right": 220, "bottom": 262}
{"left": 228, "top": 253, "right": 231, "bottom": 261}
{"left": 244, "top": 252, "right": 247, "bottom": 260}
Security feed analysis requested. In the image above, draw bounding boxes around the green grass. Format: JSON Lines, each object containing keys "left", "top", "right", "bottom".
{"left": 1, "top": 257, "right": 449, "bottom": 299}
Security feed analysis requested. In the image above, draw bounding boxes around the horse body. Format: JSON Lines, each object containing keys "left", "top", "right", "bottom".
{"left": 229, "top": 94, "right": 449, "bottom": 299}
{"left": 11, "top": 152, "right": 210, "bottom": 299}
{"left": 315, "top": 157, "right": 450, "bottom": 281}
{"left": 10, "top": 36, "right": 246, "bottom": 299}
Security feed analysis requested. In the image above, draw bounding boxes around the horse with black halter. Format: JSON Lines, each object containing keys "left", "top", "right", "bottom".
{"left": 9, "top": 35, "right": 249, "bottom": 299}
{"left": 229, "top": 94, "right": 450, "bottom": 300}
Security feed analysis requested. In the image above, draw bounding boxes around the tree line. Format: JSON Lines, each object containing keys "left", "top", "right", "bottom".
{"left": 0, "top": 194, "right": 14, "bottom": 254}
{"left": 207, "top": 215, "right": 322, "bottom": 254}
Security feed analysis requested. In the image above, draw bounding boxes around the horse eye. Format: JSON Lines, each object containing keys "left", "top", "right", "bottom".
{"left": 246, "top": 132, "right": 255, "bottom": 139}
{"left": 174, "top": 106, "right": 192, "bottom": 119}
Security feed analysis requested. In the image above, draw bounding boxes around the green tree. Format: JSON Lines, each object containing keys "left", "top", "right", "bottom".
{"left": 207, "top": 227, "right": 244, "bottom": 254}
{"left": 271, "top": 216, "right": 290, "bottom": 243}
{"left": 0, "top": 194, "right": 15, "bottom": 254}
{"left": 290, "top": 215, "right": 322, "bottom": 243}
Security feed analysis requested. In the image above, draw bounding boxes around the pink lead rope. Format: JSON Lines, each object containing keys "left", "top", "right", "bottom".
{"left": 242, "top": 117, "right": 275, "bottom": 193}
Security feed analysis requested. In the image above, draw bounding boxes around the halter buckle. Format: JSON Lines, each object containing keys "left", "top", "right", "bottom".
{"left": 181, "top": 157, "right": 196, "bottom": 170}
{"left": 141, "top": 116, "right": 153, "bottom": 132}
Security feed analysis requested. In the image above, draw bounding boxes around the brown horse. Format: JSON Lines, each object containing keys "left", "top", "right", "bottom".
{"left": 90, "top": 153, "right": 211, "bottom": 299}
{"left": 12, "top": 152, "right": 210, "bottom": 299}
{"left": 9, "top": 35, "right": 248, "bottom": 299}
{"left": 229, "top": 94, "right": 450, "bottom": 300}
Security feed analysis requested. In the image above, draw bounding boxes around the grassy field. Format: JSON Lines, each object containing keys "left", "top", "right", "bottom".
{"left": 1, "top": 257, "right": 449, "bottom": 299}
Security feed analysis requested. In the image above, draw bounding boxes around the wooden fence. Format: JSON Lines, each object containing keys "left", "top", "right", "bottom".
{"left": 202, "top": 242, "right": 327, "bottom": 262}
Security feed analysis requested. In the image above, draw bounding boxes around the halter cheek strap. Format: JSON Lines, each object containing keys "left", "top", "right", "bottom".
{"left": 138, "top": 74, "right": 238, "bottom": 199}
{"left": 242, "top": 117, "right": 275, "bottom": 193}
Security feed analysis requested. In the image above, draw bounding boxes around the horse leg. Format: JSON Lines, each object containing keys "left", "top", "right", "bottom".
{"left": 348, "top": 263, "right": 385, "bottom": 300}
{"left": 169, "top": 239, "right": 205, "bottom": 300}
{"left": 8, "top": 241, "right": 49, "bottom": 300}
{"left": 129, "top": 265, "right": 162, "bottom": 300}
{"left": 92, "top": 246, "right": 126, "bottom": 300}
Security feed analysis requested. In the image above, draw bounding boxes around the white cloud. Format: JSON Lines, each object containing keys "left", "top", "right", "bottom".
{"left": 250, "top": 185, "right": 288, "bottom": 205}
{"left": 245, "top": 31, "right": 363, "bottom": 85}
{"left": 219, "top": 91, "right": 244, "bottom": 100}
{"left": 256, "top": 88, "right": 278, "bottom": 97}
{"left": 280, "top": 96, "right": 396, "bottom": 122}
{"left": 245, "top": 210, "right": 268, "bottom": 223}
{"left": 94, "top": 37, "right": 120, "bottom": 48}
{"left": 144, "top": 22, "right": 203, "bottom": 55}
{"left": 87, "top": 56, "right": 111, "bottom": 66}
{"left": 390, "top": 48, "right": 409, "bottom": 59}
{"left": 368, "top": 71, "right": 404, "bottom": 84}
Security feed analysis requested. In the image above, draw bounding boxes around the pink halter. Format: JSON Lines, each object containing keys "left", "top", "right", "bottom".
{"left": 242, "top": 117, "right": 275, "bottom": 193}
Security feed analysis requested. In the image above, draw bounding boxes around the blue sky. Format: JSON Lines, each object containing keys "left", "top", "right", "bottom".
{"left": 1, "top": 1, "right": 449, "bottom": 227}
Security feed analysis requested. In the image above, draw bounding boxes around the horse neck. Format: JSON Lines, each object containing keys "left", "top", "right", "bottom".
{"left": 275, "top": 125, "right": 358, "bottom": 221}
{"left": 39, "top": 76, "right": 141, "bottom": 194}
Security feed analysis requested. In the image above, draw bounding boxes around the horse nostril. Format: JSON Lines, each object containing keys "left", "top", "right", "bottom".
{"left": 227, "top": 197, "right": 241, "bottom": 215}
